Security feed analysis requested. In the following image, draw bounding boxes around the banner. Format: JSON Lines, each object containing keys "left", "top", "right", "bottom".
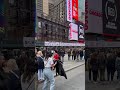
{"left": 44, "top": 41, "right": 85, "bottom": 46}
{"left": 23, "top": 37, "right": 35, "bottom": 47}
{"left": 67, "top": 0, "right": 73, "bottom": 22}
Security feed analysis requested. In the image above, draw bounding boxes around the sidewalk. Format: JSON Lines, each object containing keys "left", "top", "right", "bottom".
{"left": 21, "top": 54, "right": 85, "bottom": 90}
{"left": 58, "top": 54, "right": 85, "bottom": 73}
{"left": 86, "top": 71, "right": 120, "bottom": 90}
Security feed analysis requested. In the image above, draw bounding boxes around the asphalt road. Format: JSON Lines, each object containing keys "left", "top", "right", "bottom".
{"left": 37, "top": 65, "right": 85, "bottom": 90}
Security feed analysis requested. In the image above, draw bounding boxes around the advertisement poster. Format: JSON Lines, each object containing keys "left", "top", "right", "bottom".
{"left": 78, "top": 24, "right": 84, "bottom": 40}
{"left": 69, "top": 23, "right": 78, "bottom": 40}
{"left": 103, "top": 0, "right": 120, "bottom": 35}
{"left": 72, "top": 0, "right": 79, "bottom": 21}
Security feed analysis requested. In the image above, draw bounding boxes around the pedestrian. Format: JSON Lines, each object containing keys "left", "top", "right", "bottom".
{"left": 106, "top": 52, "right": 116, "bottom": 81}
{"left": 71, "top": 49, "right": 74, "bottom": 60}
{"left": 87, "top": 54, "right": 92, "bottom": 81}
{"left": 60, "top": 49, "right": 65, "bottom": 63}
{"left": 98, "top": 52, "right": 106, "bottom": 81}
{"left": 80, "top": 50, "right": 84, "bottom": 60}
{"left": 90, "top": 53, "right": 99, "bottom": 83}
{"left": 53, "top": 50, "right": 60, "bottom": 76}
{"left": 68, "top": 49, "right": 71, "bottom": 60}
{"left": 73, "top": 49, "right": 76, "bottom": 60}
{"left": 36, "top": 51, "right": 45, "bottom": 82}
{"left": 76, "top": 50, "right": 79, "bottom": 61}
{"left": 16, "top": 51, "right": 28, "bottom": 75}
{"left": 42, "top": 53, "right": 55, "bottom": 90}
{"left": 115, "top": 52, "right": 120, "bottom": 81}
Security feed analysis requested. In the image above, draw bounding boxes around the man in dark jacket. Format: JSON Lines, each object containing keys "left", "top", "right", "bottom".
{"left": 68, "top": 49, "right": 71, "bottom": 61}
{"left": 73, "top": 49, "right": 76, "bottom": 60}
{"left": 80, "top": 50, "right": 84, "bottom": 60}
{"left": 59, "top": 49, "right": 65, "bottom": 63}
{"left": 107, "top": 53, "right": 116, "bottom": 81}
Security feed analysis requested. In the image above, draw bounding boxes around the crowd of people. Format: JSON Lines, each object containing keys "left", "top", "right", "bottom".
{"left": 67, "top": 48, "right": 85, "bottom": 61}
{"left": 0, "top": 47, "right": 85, "bottom": 90}
{"left": 38, "top": 47, "right": 85, "bottom": 62}
{"left": 86, "top": 48, "right": 120, "bottom": 83}
{"left": 35, "top": 48, "right": 67, "bottom": 90}
{"left": 0, "top": 49, "right": 36, "bottom": 90}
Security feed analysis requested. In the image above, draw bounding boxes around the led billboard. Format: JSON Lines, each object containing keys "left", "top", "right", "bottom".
{"left": 67, "top": 0, "right": 73, "bottom": 22}
{"left": 66, "top": 0, "right": 79, "bottom": 22}
{"left": 103, "top": 0, "right": 120, "bottom": 35}
{"left": 72, "top": 0, "right": 79, "bottom": 21}
{"left": 69, "top": 23, "right": 78, "bottom": 40}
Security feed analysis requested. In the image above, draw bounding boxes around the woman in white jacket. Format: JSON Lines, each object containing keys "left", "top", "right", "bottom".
{"left": 42, "top": 53, "right": 55, "bottom": 90}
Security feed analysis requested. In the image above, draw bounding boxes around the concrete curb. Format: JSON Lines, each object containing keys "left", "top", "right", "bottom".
{"left": 65, "top": 63, "right": 85, "bottom": 72}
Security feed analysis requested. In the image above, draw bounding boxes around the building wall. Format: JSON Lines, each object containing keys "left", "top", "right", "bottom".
{"left": 36, "top": 17, "right": 69, "bottom": 42}
{"left": 4, "top": 0, "right": 35, "bottom": 44}
{"left": 36, "top": 0, "right": 71, "bottom": 43}
{"left": 43, "top": 0, "right": 49, "bottom": 16}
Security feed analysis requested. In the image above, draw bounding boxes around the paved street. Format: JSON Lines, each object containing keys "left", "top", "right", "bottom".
{"left": 37, "top": 65, "right": 85, "bottom": 90}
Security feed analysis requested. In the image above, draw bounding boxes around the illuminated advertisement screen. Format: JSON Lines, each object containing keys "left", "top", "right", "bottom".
{"left": 66, "top": 0, "right": 79, "bottom": 22}
{"left": 67, "top": 0, "right": 73, "bottom": 22}
{"left": 0, "top": 0, "right": 4, "bottom": 27}
{"left": 72, "top": 0, "right": 79, "bottom": 21}
{"left": 78, "top": 24, "right": 84, "bottom": 39}
{"left": 103, "top": 0, "right": 120, "bottom": 36}
{"left": 69, "top": 23, "right": 78, "bottom": 40}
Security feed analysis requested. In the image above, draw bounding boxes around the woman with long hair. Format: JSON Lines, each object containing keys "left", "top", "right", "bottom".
{"left": 42, "top": 52, "right": 55, "bottom": 90}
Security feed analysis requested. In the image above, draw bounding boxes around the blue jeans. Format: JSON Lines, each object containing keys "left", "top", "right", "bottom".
{"left": 38, "top": 69, "right": 44, "bottom": 80}
{"left": 42, "top": 68, "right": 55, "bottom": 90}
